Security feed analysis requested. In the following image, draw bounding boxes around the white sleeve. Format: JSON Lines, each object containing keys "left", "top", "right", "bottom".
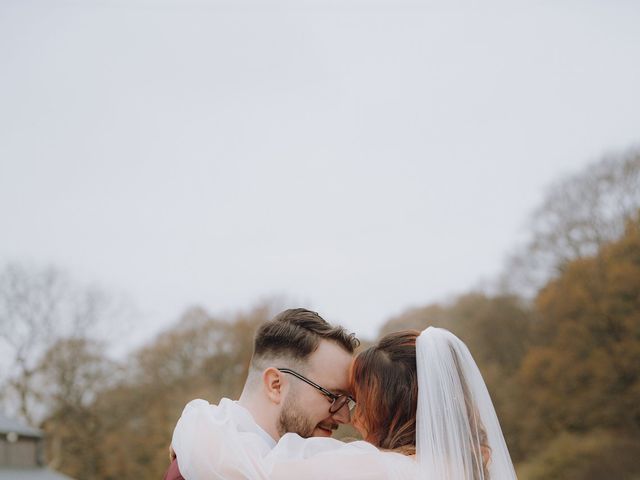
{"left": 265, "top": 434, "right": 417, "bottom": 480}
{"left": 171, "top": 399, "right": 270, "bottom": 480}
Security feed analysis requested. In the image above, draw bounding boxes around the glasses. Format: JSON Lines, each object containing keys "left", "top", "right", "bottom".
{"left": 277, "top": 368, "right": 356, "bottom": 415}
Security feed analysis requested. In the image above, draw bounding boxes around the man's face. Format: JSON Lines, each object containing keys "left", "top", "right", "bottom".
{"left": 277, "top": 339, "right": 353, "bottom": 438}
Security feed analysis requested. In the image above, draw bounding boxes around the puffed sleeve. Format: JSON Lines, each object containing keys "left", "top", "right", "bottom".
{"left": 265, "top": 433, "right": 418, "bottom": 480}
{"left": 171, "top": 399, "right": 270, "bottom": 480}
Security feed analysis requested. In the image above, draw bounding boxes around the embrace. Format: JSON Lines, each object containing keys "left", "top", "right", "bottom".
{"left": 166, "top": 308, "right": 517, "bottom": 480}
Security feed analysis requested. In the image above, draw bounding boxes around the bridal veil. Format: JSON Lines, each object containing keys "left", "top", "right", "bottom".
{"left": 416, "top": 327, "right": 517, "bottom": 479}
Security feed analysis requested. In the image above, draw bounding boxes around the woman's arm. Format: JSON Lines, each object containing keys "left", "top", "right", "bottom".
{"left": 265, "top": 434, "right": 416, "bottom": 480}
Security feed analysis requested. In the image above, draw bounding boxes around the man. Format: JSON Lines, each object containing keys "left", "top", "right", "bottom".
{"left": 164, "top": 308, "right": 359, "bottom": 480}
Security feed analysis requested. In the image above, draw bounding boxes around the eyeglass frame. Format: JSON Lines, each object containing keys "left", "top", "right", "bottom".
{"left": 277, "top": 367, "right": 356, "bottom": 415}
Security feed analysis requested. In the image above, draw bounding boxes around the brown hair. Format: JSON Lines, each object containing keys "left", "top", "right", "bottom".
{"left": 352, "top": 329, "right": 491, "bottom": 478}
{"left": 351, "top": 330, "right": 420, "bottom": 454}
{"left": 252, "top": 308, "right": 359, "bottom": 366}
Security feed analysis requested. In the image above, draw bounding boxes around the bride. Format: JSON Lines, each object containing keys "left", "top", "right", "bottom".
{"left": 172, "top": 327, "right": 518, "bottom": 479}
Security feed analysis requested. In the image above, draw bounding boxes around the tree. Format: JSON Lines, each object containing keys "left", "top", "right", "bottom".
{"left": 516, "top": 215, "right": 640, "bottom": 458}
{"left": 0, "top": 262, "right": 130, "bottom": 424}
{"left": 517, "top": 431, "right": 640, "bottom": 480}
{"left": 85, "top": 302, "right": 275, "bottom": 480}
{"left": 502, "top": 147, "right": 640, "bottom": 296}
{"left": 378, "top": 293, "right": 533, "bottom": 376}
{"left": 38, "top": 338, "right": 117, "bottom": 478}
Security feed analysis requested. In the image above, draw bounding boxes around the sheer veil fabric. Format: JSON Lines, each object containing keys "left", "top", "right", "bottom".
{"left": 172, "top": 327, "right": 517, "bottom": 480}
{"left": 415, "top": 327, "right": 517, "bottom": 480}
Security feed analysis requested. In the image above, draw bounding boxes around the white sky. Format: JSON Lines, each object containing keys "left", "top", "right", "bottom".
{"left": 1, "top": 0, "right": 639, "bottom": 347}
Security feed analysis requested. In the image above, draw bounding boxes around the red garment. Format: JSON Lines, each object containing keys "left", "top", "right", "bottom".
{"left": 163, "top": 458, "right": 184, "bottom": 480}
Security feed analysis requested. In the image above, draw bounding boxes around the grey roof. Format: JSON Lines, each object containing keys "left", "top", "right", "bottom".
{"left": 0, "top": 413, "right": 42, "bottom": 438}
{"left": 0, "top": 468, "right": 74, "bottom": 480}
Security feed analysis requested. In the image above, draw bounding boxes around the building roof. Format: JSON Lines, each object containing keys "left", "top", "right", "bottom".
{"left": 0, "top": 468, "right": 74, "bottom": 480}
{"left": 0, "top": 413, "right": 42, "bottom": 438}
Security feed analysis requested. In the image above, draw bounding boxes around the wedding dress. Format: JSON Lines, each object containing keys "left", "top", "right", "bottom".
{"left": 172, "top": 327, "right": 517, "bottom": 480}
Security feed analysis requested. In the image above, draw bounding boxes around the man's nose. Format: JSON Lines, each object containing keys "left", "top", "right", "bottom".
{"left": 331, "top": 404, "right": 351, "bottom": 424}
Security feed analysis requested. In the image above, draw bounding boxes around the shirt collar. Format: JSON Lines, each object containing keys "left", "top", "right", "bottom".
{"left": 223, "top": 398, "right": 277, "bottom": 448}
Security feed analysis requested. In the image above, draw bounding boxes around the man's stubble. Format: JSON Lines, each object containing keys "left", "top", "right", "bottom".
{"left": 277, "top": 390, "right": 316, "bottom": 438}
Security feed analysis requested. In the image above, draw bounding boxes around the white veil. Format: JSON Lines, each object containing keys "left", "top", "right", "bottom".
{"left": 415, "top": 327, "right": 517, "bottom": 480}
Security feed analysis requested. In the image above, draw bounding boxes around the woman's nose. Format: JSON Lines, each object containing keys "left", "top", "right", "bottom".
{"left": 331, "top": 403, "right": 351, "bottom": 424}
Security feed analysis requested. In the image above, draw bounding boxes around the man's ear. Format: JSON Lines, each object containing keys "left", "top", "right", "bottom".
{"left": 263, "top": 367, "right": 286, "bottom": 404}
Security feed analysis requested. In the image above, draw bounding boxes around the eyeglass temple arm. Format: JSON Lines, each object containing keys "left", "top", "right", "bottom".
{"left": 277, "top": 368, "right": 337, "bottom": 399}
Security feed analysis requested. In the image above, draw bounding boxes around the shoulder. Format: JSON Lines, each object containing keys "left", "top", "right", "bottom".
{"left": 175, "top": 398, "right": 228, "bottom": 431}
{"left": 275, "top": 434, "right": 379, "bottom": 458}
{"left": 180, "top": 398, "right": 231, "bottom": 417}
{"left": 376, "top": 451, "right": 418, "bottom": 478}
{"left": 269, "top": 434, "right": 391, "bottom": 466}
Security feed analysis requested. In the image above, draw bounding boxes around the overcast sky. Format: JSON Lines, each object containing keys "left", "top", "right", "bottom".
{"left": 1, "top": 0, "right": 639, "bottom": 348}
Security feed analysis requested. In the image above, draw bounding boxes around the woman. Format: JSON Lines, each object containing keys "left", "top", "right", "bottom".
{"left": 173, "top": 327, "right": 518, "bottom": 479}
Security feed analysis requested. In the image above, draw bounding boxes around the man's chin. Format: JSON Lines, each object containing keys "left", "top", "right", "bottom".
{"left": 313, "top": 425, "right": 335, "bottom": 437}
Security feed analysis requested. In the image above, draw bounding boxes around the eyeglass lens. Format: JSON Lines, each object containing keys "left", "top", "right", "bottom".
{"left": 329, "top": 395, "right": 356, "bottom": 414}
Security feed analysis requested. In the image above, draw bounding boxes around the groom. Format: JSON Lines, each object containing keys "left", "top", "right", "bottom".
{"left": 164, "top": 308, "right": 359, "bottom": 479}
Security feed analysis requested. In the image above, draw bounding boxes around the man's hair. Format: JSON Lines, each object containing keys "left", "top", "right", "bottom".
{"left": 251, "top": 308, "right": 359, "bottom": 367}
